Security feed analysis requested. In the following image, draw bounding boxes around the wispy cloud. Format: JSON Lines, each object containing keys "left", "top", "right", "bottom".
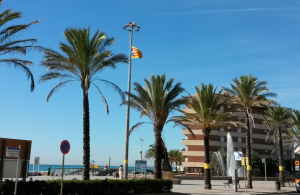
{"left": 155, "top": 8, "right": 300, "bottom": 16}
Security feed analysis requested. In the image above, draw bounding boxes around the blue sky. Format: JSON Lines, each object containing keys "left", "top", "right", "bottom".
{"left": 1, "top": 0, "right": 300, "bottom": 166}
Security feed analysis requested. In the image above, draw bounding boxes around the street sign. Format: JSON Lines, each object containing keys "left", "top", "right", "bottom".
{"left": 241, "top": 157, "right": 249, "bottom": 165}
{"left": 135, "top": 160, "right": 147, "bottom": 173}
{"left": 234, "top": 152, "right": 242, "bottom": 161}
{"left": 6, "top": 147, "right": 19, "bottom": 157}
{"left": 34, "top": 157, "right": 40, "bottom": 165}
{"left": 60, "top": 140, "right": 70, "bottom": 154}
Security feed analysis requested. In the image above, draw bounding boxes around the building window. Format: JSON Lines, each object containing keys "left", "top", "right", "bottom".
{"left": 220, "top": 136, "right": 224, "bottom": 142}
{"left": 238, "top": 137, "right": 242, "bottom": 143}
{"left": 238, "top": 148, "right": 242, "bottom": 152}
{"left": 250, "top": 128, "right": 252, "bottom": 133}
{"left": 237, "top": 127, "right": 241, "bottom": 132}
{"left": 265, "top": 150, "right": 268, "bottom": 153}
{"left": 221, "top": 147, "right": 225, "bottom": 152}
{"left": 220, "top": 128, "right": 224, "bottom": 132}
{"left": 238, "top": 117, "right": 241, "bottom": 121}
{"left": 250, "top": 139, "right": 253, "bottom": 144}
{"left": 220, "top": 106, "right": 224, "bottom": 111}
{"left": 264, "top": 130, "right": 267, "bottom": 133}
{"left": 237, "top": 108, "right": 241, "bottom": 111}
{"left": 227, "top": 105, "right": 231, "bottom": 108}
{"left": 228, "top": 126, "right": 231, "bottom": 129}
{"left": 283, "top": 151, "right": 287, "bottom": 155}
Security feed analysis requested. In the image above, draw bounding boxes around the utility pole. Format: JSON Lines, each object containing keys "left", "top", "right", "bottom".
{"left": 123, "top": 22, "right": 140, "bottom": 179}
{"left": 140, "top": 139, "right": 144, "bottom": 160}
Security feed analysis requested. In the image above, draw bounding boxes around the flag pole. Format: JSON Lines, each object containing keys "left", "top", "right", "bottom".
{"left": 123, "top": 22, "right": 140, "bottom": 179}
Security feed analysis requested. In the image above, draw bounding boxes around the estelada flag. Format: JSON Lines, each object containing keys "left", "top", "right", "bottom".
{"left": 131, "top": 47, "right": 143, "bottom": 58}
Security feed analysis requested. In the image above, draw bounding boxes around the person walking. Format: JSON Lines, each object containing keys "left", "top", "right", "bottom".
{"left": 104, "top": 164, "right": 108, "bottom": 170}
{"left": 119, "top": 165, "right": 123, "bottom": 179}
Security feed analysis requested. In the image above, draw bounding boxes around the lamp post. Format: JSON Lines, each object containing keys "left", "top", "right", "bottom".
{"left": 123, "top": 22, "right": 140, "bottom": 179}
{"left": 140, "top": 139, "right": 144, "bottom": 160}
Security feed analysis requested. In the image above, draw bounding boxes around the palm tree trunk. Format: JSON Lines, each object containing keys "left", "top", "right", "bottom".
{"left": 154, "top": 125, "right": 162, "bottom": 179}
{"left": 83, "top": 89, "right": 90, "bottom": 180}
{"left": 278, "top": 126, "right": 285, "bottom": 187}
{"left": 246, "top": 111, "right": 253, "bottom": 189}
{"left": 204, "top": 130, "right": 211, "bottom": 189}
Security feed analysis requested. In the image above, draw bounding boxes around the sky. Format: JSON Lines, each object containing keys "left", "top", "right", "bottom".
{"left": 1, "top": 0, "right": 300, "bottom": 166}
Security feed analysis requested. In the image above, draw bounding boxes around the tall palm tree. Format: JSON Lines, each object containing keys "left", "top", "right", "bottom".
{"left": 39, "top": 27, "right": 127, "bottom": 180}
{"left": 122, "top": 74, "right": 186, "bottom": 179}
{"left": 263, "top": 105, "right": 291, "bottom": 187}
{"left": 223, "top": 75, "right": 276, "bottom": 188}
{"left": 0, "top": 0, "right": 42, "bottom": 91}
{"left": 170, "top": 84, "right": 238, "bottom": 189}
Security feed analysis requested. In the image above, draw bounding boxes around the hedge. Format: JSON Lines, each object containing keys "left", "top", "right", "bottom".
{"left": 0, "top": 179, "right": 173, "bottom": 195}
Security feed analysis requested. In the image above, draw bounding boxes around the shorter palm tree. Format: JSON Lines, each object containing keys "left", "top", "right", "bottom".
{"left": 122, "top": 73, "right": 187, "bottom": 179}
{"left": 170, "top": 84, "right": 239, "bottom": 189}
{"left": 263, "top": 105, "right": 291, "bottom": 187}
{"left": 144, "top": 144, "right": 155, "bottom": 161}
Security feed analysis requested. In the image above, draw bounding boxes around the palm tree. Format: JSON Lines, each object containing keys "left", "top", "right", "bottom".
{"left": 282, "top": 110, "right": 300, "bottom": 152}
{"left": 39, "top": 27, "right": 127, "bottom": 180}
{"left": 264, "top": 105, "right": 292, "bottom": 187}
{"left": 168, "top": 149, "right": 177, "bottom": 168}
{"left": 170, "top": 84, "right": 238, "bottom": 189}
{"left": 144, "top": 144, "right": 155, "bottom": 161}
{"left": 122, "top": 74, "right": 186, "bottom": 179}
{"left": 0, "top": 0, "right": 42, "bottom": 91}
{"left": 223, "top": 75, "right": 276, "bottom": 188}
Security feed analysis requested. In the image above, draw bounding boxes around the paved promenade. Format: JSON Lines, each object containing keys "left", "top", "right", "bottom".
{"left": 8, "top": 176, "right": 298, "bottom": 194}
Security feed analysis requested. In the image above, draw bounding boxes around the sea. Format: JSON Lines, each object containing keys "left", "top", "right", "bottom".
{"left": 29, "top": 164, "right": 155, "bottom": 172}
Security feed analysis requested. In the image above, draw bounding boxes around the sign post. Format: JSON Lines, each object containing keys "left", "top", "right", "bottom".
{"left": 34, "top": 157, "right": 40, "bottom": 176}
{"left": 60, "top": 140, "right": 70, "bottom": 195}
{"left": 241, "top": 157, "right": 248, "bottom": 193}
{"left": 10, "top": 145, "right": 21, "bottom": 195}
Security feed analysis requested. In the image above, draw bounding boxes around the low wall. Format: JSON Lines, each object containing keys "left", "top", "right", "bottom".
{"left": 174, "top": 175, "right": 295, "bottom": 181}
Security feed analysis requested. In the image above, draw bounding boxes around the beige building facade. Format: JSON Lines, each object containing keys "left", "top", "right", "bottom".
{"left": 182, "top": 105, "right": 293, "bottom": 175}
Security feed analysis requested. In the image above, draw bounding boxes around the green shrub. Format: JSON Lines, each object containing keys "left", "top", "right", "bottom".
{"left": 1, "top": 179, "right": 172, "bottom": 195}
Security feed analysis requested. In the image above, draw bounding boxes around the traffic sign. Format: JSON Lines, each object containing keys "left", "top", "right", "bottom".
{"left": 60, "top": 140, "right": 70, "bottom": 154}
{"left": 234, "top": 152, "right": 242, "bottom": 161}
{"left": 34, "top": 157, "right": 40, "bottom": 165}
{"left": 241, "top": 157, "right": 249, "bottom": 165}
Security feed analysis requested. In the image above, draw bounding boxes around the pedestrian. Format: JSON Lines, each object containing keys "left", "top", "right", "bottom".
{"left": 104, "top": 164, "right": 108, "bottom": 170}
{"left": 119, "top": 164, "right": 123, "bottom": 179}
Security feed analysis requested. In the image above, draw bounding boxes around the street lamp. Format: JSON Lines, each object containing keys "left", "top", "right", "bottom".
{"left": 123, "top": 22, "right": 140, "bottom": 179}
{"left": 140, "top": 139, "right": 144, "bottom": 160}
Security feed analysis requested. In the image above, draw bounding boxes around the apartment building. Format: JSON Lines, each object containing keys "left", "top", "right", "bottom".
{"left": 182, "top": 104, "right": 293, "bottom": 175}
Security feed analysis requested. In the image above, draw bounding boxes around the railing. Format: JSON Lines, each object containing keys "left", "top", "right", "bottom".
{"left": 53, "top": 167, "right": 103, "bottom": 176}
{"left": 52, "top": 168, "right": 154, "bottom": 176}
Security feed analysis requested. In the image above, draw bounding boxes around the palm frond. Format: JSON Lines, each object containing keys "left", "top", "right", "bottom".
{"left": 46, "top": 80, "right": 75, "bottom": 102}
{"left": 128, "top": 122, "right": 152, "bottom": 136}
{"left": 0, "top": 58, "right": 34, "bottom": 91}
{"left": 92, "top": 83, "right": 109, "bottom": 114}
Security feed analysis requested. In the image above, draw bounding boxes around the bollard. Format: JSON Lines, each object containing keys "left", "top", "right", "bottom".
{"left": 275, "top": 181, "right": 280, "bottom": 191}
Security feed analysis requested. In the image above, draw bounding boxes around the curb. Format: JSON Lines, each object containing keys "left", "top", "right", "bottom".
{"left": 249, "top": 190, "right": 296, "bottom": 195}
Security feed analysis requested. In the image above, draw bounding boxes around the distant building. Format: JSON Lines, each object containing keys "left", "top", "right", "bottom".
{"left": 182, "top": 104, "right": 293, "bottom": 175}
